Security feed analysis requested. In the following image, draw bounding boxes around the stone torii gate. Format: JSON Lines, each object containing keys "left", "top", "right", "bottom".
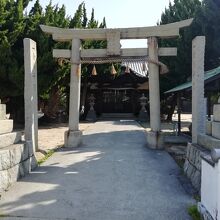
{"left": 40, "top": 19, "right": 193, "bottom": 149}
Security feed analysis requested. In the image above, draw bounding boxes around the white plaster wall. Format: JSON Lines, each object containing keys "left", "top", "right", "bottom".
{"left": 201, "top": 159, "right": 218, "bottom": 219}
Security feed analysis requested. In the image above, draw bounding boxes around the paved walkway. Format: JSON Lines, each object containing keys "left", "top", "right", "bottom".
{"left": 0, "top": 121, "right": 194, "bottom": 220}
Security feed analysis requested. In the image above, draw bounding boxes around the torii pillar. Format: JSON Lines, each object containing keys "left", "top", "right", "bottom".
{"left": 146, "top": 37, "right": 164, "bottom": 149}
{"left": 64, "top": 38, "right": 82, "bottom": 147}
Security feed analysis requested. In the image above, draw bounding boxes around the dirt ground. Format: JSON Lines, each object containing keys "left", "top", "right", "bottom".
{"left": 38, "top": 114, "right": 192, "bottom": 151}
{"left": 37, "top": 122, "right": 92, "bottom": 151}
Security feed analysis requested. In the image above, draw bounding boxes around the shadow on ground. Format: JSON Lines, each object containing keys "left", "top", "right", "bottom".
{"left": 0, "top": 121, "right": 194, "bottom": 220}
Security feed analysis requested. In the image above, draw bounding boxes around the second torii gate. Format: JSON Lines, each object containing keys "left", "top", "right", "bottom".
{"left": 40, "top": 19, "right": 193, "bottom": 149}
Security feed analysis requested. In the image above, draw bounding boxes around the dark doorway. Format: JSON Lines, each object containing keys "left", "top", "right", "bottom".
{"left": 102, "top": 89, "right": 133, "bottom": 113}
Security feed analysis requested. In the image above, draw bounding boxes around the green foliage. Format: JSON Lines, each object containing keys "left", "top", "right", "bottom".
{"left": 0, "top": 0, "right": 107, "bottom": 119}
{"left": 160, "top": 0, "right": 220, "bottom": 95}
{"left": 188, "top": 205, "right": 202, "bottom": 220}
{"left": 37, "top": 149, "right": 55, "bottom": 165}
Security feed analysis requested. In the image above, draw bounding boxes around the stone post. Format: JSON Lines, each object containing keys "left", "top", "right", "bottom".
{"left": 192, "top": 36, "right": 206, "bottom": 143}
{"left": 24, "top": 38, "right": 38, "bottom": 155}
{"left": 146, "top": 37, "right": 163, "bottom": 149}
{"left": 64, "top": 38, "right": 82, "bottom": 147}
{"left": 148, "top": 37, "right": 160, "bottom": 131}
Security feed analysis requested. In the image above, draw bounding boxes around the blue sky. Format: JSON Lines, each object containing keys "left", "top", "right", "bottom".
{"left": 27, "top": 0, "right": 173, "bottom": 48}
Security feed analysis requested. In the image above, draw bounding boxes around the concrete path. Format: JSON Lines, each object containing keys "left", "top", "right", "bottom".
{"left": 0, "top": 120, "right": 194, "bottom": 220}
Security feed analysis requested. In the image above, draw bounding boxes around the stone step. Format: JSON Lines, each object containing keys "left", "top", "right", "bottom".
{"left": 213, "top": 104, "right": 220, "bottom": 122}
{"left": 212, "top": 121, "right": 220, "bottom": 139}
{"left": 0, "top": 142, "right": 32, "bottom": 193}
{"left": 198, "top": 133, "right": 220, "bottom": 150}
{"left": 0, "top": 132, "right": 22, "bottom": 149}
{"left": 0, "top": 142, "right": 28, "bottom": 171}
{"left": 0, "top": 104, "right": 6, "bottom": 120}
{"left": 100, "top": 113, "right": 136, "bottom": 119}
{"left": 0, "top": 119, "right": 13, "bottom": 134}
{"left": 164, "top": 135, "right": 190, "bottom": 146}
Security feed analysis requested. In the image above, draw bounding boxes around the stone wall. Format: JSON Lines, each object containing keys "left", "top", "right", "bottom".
{"left": 0, "top": 101, "right": 37, "bottom": 193}
{"left": 184, "top": 143, "right": 209, "bottom": 192}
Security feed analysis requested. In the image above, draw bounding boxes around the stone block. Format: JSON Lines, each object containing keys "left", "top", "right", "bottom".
{"left": 0, "top": 169, "right": 9, "bottom": 192}
{"left": 146, "top": 131, "right": 164, "bottom": 149}
{"left": 0, "top": 132, "right": 22, "bottom": 149}
{"left": 0, "top": 119, "right": 13, "bottom": 134}
{"left": 198, "top": 134, "right": 220, "bottom": 150}
{"left": 184, "top": 143, "right": 209, "bottom": 192}
{"left": 0, "top": 157, "right": 33, "bottom": 193}
{"left": 0, "top": 104, "right": 6, "bottom": 120}
{"left": 212, "top": 121, "right": 220, "bottom": 139}
{"left": 64, "top": 130, "right": 82, "bottom": 148}
{"left": 0, "top": 143, "right": 28, "bottom": 171}
{"left": 206, "top": 121, "right": 212, "bottom": 136}
{"left": 213, "top": 104, "right": 220, "bottom": 122}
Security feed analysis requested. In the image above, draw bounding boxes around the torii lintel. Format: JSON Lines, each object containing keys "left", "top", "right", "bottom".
{"left": 40, "top": 18, "right": 193, "bottom": 42}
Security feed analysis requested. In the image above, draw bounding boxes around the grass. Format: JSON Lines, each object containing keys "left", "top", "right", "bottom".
{"left": 37, "top": 149, "right": 55, "bottom": 165}
{"left": 188, "top": 205, "right": 202, "bottom": 220}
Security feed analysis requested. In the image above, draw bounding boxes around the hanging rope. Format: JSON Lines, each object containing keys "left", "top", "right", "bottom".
{"left": 57, "top": 56, "right": 169, "bottom": 75}
{"left": 80, "top": 57, "right": 168, "bottom": 75}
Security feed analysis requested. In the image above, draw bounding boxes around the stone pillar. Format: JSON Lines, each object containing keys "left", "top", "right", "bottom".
{"left": 192, "top": 36, "right": 206, "bottom": 143}
{"left": 146, "top": 37, "right": 163, "bottom": 149}
{"left": 24, "top": 38, "right": 38, "bottom": 154}
{"left": 64, "top": 38, "right": 82, "bottom": 147}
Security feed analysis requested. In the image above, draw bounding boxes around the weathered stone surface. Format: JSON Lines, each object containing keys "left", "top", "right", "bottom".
{"left": 212, "top": 121, "right": 220, "bottom": 139}
{"left": 198, "top": 133, "right": 220, "bottom": 150}
{"left": 24, "top": 38, "right": 38, "bottom": 152}
{"left": 0, "top": 158, "right": 31, "bottom": 193}
{"left": 206, "top": 120, "right": 212, "bottom": 136}
{"left": 184, "top": 143, "right": 209, "bottom": 192}
{"left": 192, "top": 36, "right": 206, "bottom": 143}
{"left": 0, "top": 104, "right": 6, "bottom": 120}
{"left": 64, "top": 130, "right": 82, "bottom": 148}
{"left": 0, "top": 143, "right": 28, "bottom": 171}
{"left": 146, "top": 131, "right": 164, "bottom": 149}
{"left": 0, "top": 119, "right": 13, "bottom": 134}
{"left": 0, "top": 132, "right": 22, "bottom": 149}
{"left": 213, "top": 104, "right": 220, "bottom": 122}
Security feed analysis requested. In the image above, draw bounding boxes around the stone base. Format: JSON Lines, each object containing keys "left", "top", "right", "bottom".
{"left": 64, "top": 130, "right": 82, "bottom": 148}
{"left": 138, "top": 111, "right": 149, "bottom": 122}
{"left": 0, "top": 104, "right": 6, "bottom": 120}
{"left": 146, "top": 131, "right": 164, "bottom": 149}
{"left": 0, "top": 119, "right": 13, "bottom": 134}
{"left": 86, "top": 110, "right": 97, "bottom": 122}
{"left": 184, "top": 143, "right": 209, "bottom": 192}
{"left": 206, "top": 120, "right": 212, "bottom": 136}
{"left": 0, "top": 132, "right": 22, "bottom": 149}
{"left": 198, "top": 134, "right": 220, "bottom": 150}
{"left": 212, "top": 121, "right": 220, "bottom": 139}
{"left": 0, "top": 142, "right": 38, "bottom": 193}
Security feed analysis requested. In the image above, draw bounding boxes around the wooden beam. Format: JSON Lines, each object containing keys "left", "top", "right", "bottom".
{"left": 40, "top": 18, "right": 193, "bottom": 42}
{"left": 53, "top": 47, "right": 177, "bottom": 59}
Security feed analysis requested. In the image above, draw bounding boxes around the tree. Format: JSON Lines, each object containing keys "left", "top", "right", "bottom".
{"left": 159, "top": 0, "right": 220, "bottom": 121}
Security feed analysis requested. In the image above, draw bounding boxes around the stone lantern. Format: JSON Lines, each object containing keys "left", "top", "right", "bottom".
{"left": 138, "top": 93, "right": 149, "bottom": 122}
{"left": 86, "top": 94, "right": 97, "bottom": 121}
